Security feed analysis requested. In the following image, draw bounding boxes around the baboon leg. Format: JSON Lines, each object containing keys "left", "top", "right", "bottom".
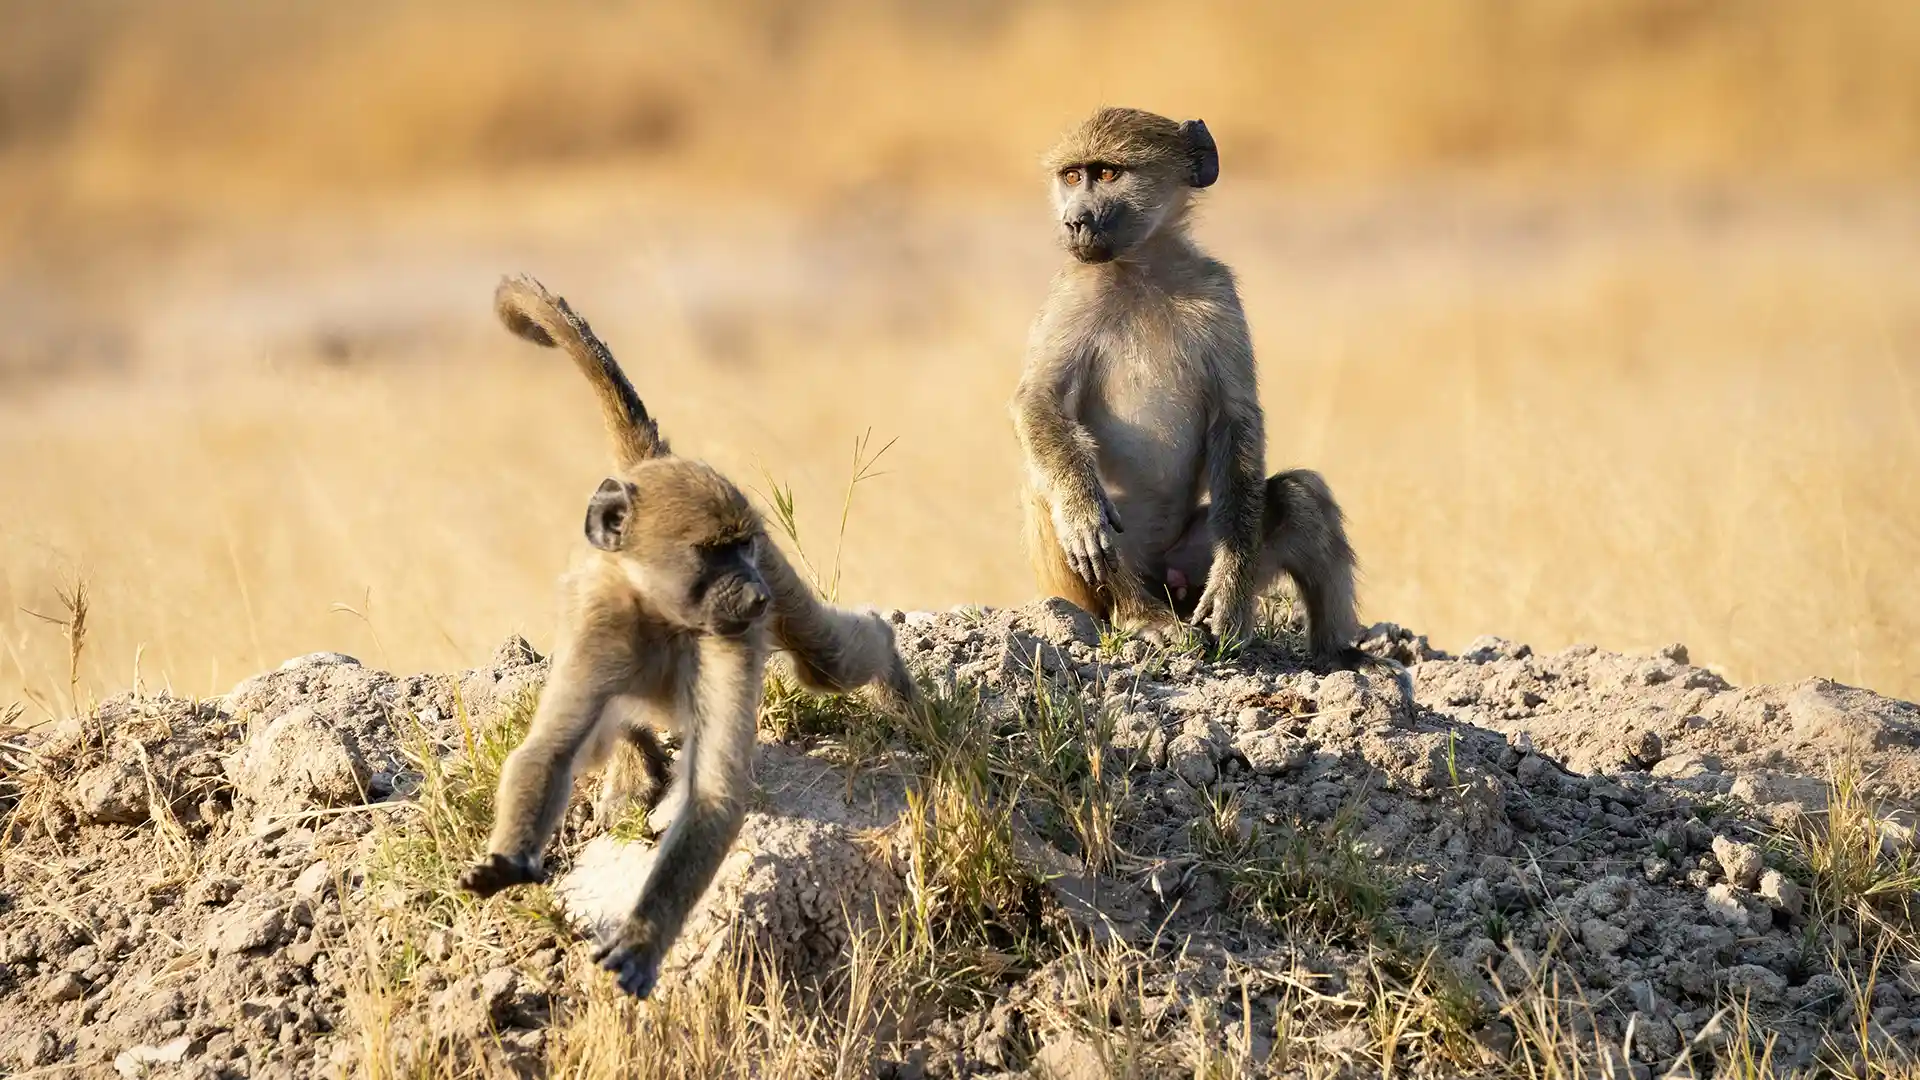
{"left": 462, "top": 653, "right": 625, "bottom": 896}
{"left": 594, "top": 720, "right": 674, "bottom": 828}
{"left": 1025, "top": 487, "right": 1185, "bottom": 641}
{"left": 593, "top": 635, "right": 762, "bottom": 999}
{"left": 759, "top": 540, "right": 920, "bottom": 711}
{"left": 1166, "top": 470, "right": 1360, "bottom": 659}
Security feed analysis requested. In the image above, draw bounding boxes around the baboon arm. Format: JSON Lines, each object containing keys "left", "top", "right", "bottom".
{"left": 1011, "top": 344, "right": 1105, "bottom": 507}
{"left": 483, "top": 638, "right": 632, "bottom": 867}
{"left": 1014, "top": 341, "right": 1127, "bottom": 585}
{"left": 595, "top": 635, "right": 762, "bottom": 997}
{"left": 757, "top": 540, "right": 919, "bottom": 709}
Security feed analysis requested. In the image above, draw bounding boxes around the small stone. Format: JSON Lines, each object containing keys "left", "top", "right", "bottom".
{"left": 41, "top": 972, "right": 85, "bottom": 1003}
{"left": 1235, "top": 732, "right": 1309, "bottom": 777}
{"left": 113, "top": 1036, "right": 192, "bottom": 1078}
{"left": 73, "top": 755, "right": 149, "bottom": 826}
{"left": 1711, "top": 836, "right": 1765, "bottom": 889}
{"left": 1704, "top": 884, "right": 1756, "bottom": 930}
{"left": 286, "top": 939, "right": 323, "bottom": 968}
{"left": 1027, "top": 597, "right": 1100, "bottom": 648}
{"left": 491, "top": 635, "right": 542, "bottom": 667}
{"left": 1580, "top": 918, "right": 1630, "bottom": 956}
{"left": 1723, "top": 964, "right": 1788, "bottom": 1004}
{"left": 1623, "top": 729, "right": 1663, "bottom": 768}
{"left": 1165, "top": 734, "right": 1217, "bottom": 787}
{"left": 1757, "top": 869, "right": 1804, "bottom": 915}
{"left": 1658, "top": 643, "right": 1690, "bottom": 665}
{"left": 292, "top": 860, "right": 332, "bottom": 903}
{"left": 1578, "top": 876, "right": 1634, "bottom": 917}
{"left": 15, "top": 1030, "right": 58, "bottom": 1067}
{"left": 207, "top": 902, "right": 287, "bottom": 956}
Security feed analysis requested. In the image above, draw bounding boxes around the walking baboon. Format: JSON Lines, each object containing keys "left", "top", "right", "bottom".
{"left": 1012, "top": 107, "right": 1391, "bottom": 676}
{"left": 460, "top": 276, "right": 917, "bottom": 999}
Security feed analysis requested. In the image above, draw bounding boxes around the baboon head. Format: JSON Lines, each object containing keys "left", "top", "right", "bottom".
{"left": 1043, "top": 107, "right": 1219, "bottom": 263}
{"left": 585, "top": 459, "right": 771, "bottom": 637}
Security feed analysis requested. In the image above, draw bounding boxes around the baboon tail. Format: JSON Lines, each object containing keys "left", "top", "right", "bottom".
{"left": 494, "top": 274, "right": 670, "bottom": 469}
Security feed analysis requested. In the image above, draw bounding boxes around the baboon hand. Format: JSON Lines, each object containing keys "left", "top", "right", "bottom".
{"left": 1051, "top": 490, "right": 1124, "bottom": 586}
{"left": 458, "top": 852, "right": 547, "bottom": 898}
{"left": 592, "top": 921, "right": 664, "bottom": 999}
{"left": 1189, "top": 576, "right": 1253, "bottom": 651}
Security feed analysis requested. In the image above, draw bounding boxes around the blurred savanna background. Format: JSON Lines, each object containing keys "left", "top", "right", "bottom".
{"left": 2, "top": 0, "right": 1918, "bottom": 715}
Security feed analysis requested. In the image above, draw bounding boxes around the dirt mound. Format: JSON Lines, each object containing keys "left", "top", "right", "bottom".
{"left": 1, "top": 603, "right": 1915, "bottom": 1078}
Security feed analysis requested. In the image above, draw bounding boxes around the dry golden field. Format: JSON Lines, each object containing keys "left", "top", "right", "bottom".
{"left": 3, "top": 0, "right": 1919, "bottom": 713}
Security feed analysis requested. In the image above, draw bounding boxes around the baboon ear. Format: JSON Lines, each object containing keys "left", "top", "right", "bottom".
{"left": 584, "top": 478, "right": 635, "bottom": 552}
{"left": 1180, "top": 119, "right": 1219, "bottom": 188}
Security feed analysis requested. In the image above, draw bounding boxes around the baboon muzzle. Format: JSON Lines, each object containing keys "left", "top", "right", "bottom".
{"left": 1064, "top": 210, "right": 1116, "bottom": 263}
{"left": 705, "top": 576, "right": 770, "bottom": 636}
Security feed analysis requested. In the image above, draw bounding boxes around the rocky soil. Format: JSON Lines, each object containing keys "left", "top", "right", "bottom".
{"left": 1, "top": 603, "right": 1916, "bottom": 1078}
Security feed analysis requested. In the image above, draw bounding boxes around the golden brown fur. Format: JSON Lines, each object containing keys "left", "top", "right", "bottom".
{"left": 462, "top": 276, "right": 918, "bottom": 999}
{"left": 1013, "top": 107, "right": 1382, "bottom": 673}
{"left": 494, "top": 275, "right": 919, "bottom": 708}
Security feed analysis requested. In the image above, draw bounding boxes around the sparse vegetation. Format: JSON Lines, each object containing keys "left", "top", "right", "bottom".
{"left": 1783, "top": 761, "right": 1920, "bottom": 963}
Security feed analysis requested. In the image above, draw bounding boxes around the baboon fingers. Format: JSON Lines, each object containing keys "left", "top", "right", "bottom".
{"left": 458, "top": 852, "right": 547, "bottom": 898}
{"left": 1061, "top": 526, "right": 1118, "bottom": 587}
{"left": 590, "top": 933, "right": 662, "bottom": 1000}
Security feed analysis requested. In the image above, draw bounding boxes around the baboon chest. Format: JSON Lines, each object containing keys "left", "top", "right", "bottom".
{"left": 1081, "top": 315, "right": 1208, "bottom": 545}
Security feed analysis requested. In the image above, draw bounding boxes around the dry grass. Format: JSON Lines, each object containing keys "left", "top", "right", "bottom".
{"left": 1786, "top": 762, "right": 1920, "bottom": 964}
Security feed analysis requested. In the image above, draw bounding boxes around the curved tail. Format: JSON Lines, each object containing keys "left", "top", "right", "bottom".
{"left": 494, "top": 274, "right": 669, "bottom": 468}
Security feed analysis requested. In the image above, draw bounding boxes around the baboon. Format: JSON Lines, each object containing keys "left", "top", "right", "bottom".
{"left": 1012, "top": 107, "right": 1393, "bottom": 678}
{"left": 460, "top": 276, "right": 917, "bottom": 999}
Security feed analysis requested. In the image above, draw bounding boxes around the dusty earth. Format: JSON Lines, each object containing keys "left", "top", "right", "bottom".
{"left": 1, "top": 602, "right": 1917, "bottom": 1078}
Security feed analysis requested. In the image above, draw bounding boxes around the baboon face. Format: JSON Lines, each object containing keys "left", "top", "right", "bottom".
{"left": 1044, "top": 108, "right": 1220, "bottom": 263}
{"left": 586, "top": 462, "right": 771, "bottom": 637}
{"left": 1051, "top": 164, "right": 1183, "bottom": 263}
{"left": 683, "top": 533, "right": 771, "bottom": 637}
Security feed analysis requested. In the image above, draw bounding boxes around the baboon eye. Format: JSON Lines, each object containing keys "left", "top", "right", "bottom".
{"left": 1062, "top": 168, "right": 1083, "bottom": 186}
{"left": 1097, "top": 166, "right": 1120, "bottom": 183}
